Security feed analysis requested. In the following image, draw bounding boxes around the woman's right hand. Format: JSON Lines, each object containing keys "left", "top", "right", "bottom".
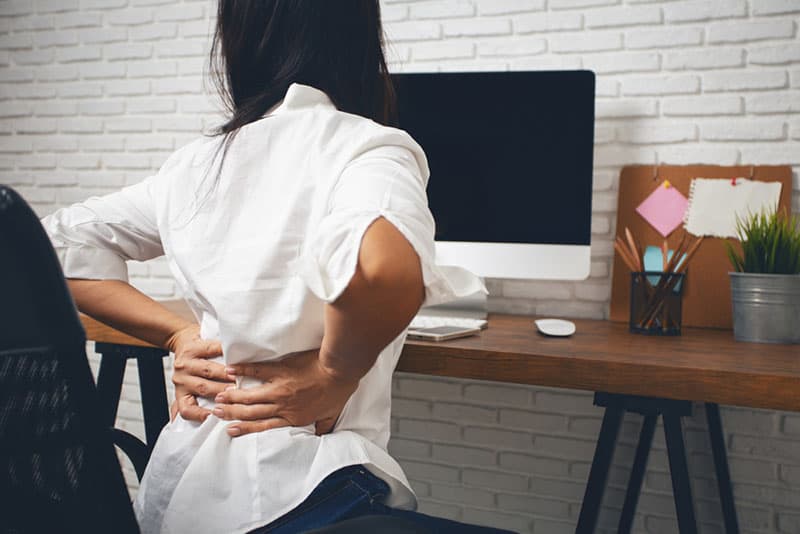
{"left": 166, "top": 324, "right": 233, "bottom": 422}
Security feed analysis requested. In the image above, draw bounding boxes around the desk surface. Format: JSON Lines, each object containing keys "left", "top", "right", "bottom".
{"left": 80, "top": 301, "right": 800, "bottom": 412}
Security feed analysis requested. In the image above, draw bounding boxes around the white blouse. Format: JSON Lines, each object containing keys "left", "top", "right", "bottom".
{"left": 42, "top": 83, "right": 485, "bottom": 534}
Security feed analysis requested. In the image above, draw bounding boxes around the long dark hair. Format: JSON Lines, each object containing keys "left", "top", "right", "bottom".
{"left": 202, "top": 0, "right": 396, "bottom": 192}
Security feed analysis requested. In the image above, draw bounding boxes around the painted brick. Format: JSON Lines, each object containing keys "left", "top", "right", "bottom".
{"left": 463, "top": 426, "right": 532, "bottom": 449}
{"left": 663, "top": 48, "right": 744, "bottom": 70}
{"left": 463, "top": 383, "right": 531, "bottom": 405}
{"left": 707, "top": 19, "right": 796, "bottom": 44}
{"left": 387, "top": 437, "right": 431, "bottom": 459}
{"left": 658, "top": 145, "right": 740, "bottom": 165}
{"left": 662, "top": 95, "right": 743, "bottom": 116}
{"left": 432, "top": 402, "right": 497, "bottom": 423}
{"left": 584, "top": 52, "right": 660, "bottom": 74}
{"left": 413, "top": 41, "right": 475, "bottom": 61}
{"left": 105, "top": 8, "right": 154, "bottom": 26}
{"left": 36, "top": 65, "right": 79, "bottom": 82}
{"left": 384, "top": 20, "right": 441, "bottom": 42}
{"left": 432, "top": 443, "right": 496, "bottom": 466}
{"left": 550, "top": 31, "right": 622, "bottom": 53}
{"left": 748, "top": 43, "right": 800, "bottom": 65}
{"left": 410, "top": 1, "right": 475, "bottom": 20}
{"left": 127, "top": 60, "right": 178, "bottom": 78}
{"left": 58, "top": 11, "right": 102, "bottom": 28}
{"left": 514, "top": 11, "right": 583, "bottom": 33}
{"left": 626, "top": 27, "right": 703, "bottom": 49}
{"left": 397, "top": 418, "right": 460, "bottom": 442}
{"left": 550, "top": 0, "right": 616, "bottom": 8}
{"left": 502, "top": 279, "right": 571, "bottom": 300}
{"left": 430, "top": 483, "right": 495, "bottom": 507}
{"left": 622, "top": 75, "right": 700, "bottom": 96}
{"left": 443, "top": 18, "right": 511, "bottom": 37}
{"left": 497, "top": 492, "right": 570, "bottom": 518}
{"left": 130, "top": 22, "right": 178, "bottom": 41}
{"left": 463, "top": 468, "right": 529, "bottom": 492}
{"left": 461, "top": 508, "right": 531, "bottom": 533}
{"left": 753, "top": 0, "right": 800, "bottom": 16}
{"left": 401, "top": 460, "right": 460, "bottom": 483}
{"left": 585, "top": 5, "right": 661, "bottom": 28}
{"left": 663, "top": 0, "right": 747, "bottom": 23}
{"left": 80, "top": 62, "right": 126, "bottom": 80}
{"left": 747, "top": 92, "right": 800, "bottom": 114}
{"left": 396, "top": 376, "right": 463, "bottom": 400}
{"left": 56, "top": 45, "right": 102, "bottom": 63}
{"left": 477, "top": 38, "right": 545, "bottom": 57}
{"left": 81, "top": 27, "right": 127, "bottom": 44}
{"left": 617, "top": 122, "right": 698, "bottom": 143}
{"left": 702, "top": 120, "right": 786, "bottom": 141}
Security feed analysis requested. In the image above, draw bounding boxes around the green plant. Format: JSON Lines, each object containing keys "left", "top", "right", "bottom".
{"left": 726, "top": 207, "right": 800, "bottom": 274}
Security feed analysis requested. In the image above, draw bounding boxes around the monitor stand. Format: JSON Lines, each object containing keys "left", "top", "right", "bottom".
{"left": 416, "top": 283, "right": 488, "bottom": 320}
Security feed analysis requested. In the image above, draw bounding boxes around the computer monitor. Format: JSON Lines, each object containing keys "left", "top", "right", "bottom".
{"left": 392, "top": 70, "right": 595, "bottom": 281}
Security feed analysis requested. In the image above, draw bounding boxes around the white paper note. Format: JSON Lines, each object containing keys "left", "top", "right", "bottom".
{"left": 684, "top": 178, "right": 782, "bottom": 238}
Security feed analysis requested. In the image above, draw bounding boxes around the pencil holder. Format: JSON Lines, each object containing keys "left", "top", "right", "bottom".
{"left": 629, "top": 271, "right": 686, "bottom": 336}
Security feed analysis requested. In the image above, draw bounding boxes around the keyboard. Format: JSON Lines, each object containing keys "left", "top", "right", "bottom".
{"left": 409, "top": 315, "right": 488, "bottom": 330}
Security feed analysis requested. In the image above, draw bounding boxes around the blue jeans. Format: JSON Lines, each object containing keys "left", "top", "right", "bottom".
{"left": 249, "top": 465, "right": 516, "bottom": 533}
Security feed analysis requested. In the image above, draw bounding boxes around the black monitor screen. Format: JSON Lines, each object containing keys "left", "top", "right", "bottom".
{"left": 393, "top": 70, "right": 594, "bottom": 246}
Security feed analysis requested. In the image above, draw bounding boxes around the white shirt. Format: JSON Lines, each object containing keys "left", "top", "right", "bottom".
{"left": 42, "top": 83, "right": 486, "bottom": 534}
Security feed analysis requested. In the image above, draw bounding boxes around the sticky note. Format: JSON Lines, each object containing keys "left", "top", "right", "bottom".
{"left": 635, "top": 182, "right": 689, "bottom": 238}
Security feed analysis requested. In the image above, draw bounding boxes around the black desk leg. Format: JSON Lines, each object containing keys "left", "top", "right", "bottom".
{"left": 576, "top": 404, "right": 625, "bottom": 533}
{"left": 618, "top": 414, "right": 658, "bottom": 534}
{"left": 663, "top": 413, "right": 698, "bottom": 534}
{"left": 137, "top": 353, "right": 170, "bottom": 451}
{"left": 706, "top": 403, "right": 740, "bottom": 534}
{"left": 96, "top": 355, "right": 126, "bottom": 427}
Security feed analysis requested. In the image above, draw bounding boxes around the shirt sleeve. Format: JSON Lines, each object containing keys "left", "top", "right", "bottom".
{"left": 295, "top": 141, "right": 487, "bottom": 306}
{"left": 40, "top": 174, "right": 163, "bottom": 282}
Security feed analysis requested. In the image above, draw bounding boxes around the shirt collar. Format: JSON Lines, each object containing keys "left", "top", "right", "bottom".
{"left": 263, "top": 83, "right": 335, "bottom": 117}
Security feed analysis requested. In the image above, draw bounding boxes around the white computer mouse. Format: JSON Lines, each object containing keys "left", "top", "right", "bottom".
{"left": 534, "top": 318, "right": 576, "bottom": 337}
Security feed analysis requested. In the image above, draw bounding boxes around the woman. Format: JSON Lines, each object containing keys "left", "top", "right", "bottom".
{"left": 42, "top": 1, "right": 502, "bottom": 533}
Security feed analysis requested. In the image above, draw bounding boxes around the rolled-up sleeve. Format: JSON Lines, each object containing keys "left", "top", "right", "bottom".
{"left": 296, "top": 142, "right": 486, "bottom": 306}
{"left": 40, "top": 175, "right": 163, "bottom": 282}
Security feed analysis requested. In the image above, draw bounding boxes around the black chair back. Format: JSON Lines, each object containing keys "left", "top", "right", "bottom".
{"left": 0, "top": 185, "right": 139, "bottom": 533}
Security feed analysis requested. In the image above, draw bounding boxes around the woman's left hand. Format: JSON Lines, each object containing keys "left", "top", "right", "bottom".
{"left": 213, "top": 349, "right": 360, "bottom": 437}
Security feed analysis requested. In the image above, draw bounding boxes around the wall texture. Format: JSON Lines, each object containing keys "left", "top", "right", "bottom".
{"left": 2, "top": 0, "right": 799, "bottom": 532}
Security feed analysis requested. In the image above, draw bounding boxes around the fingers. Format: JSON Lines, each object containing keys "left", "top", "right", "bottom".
{"left": 226, "top": 362, "right": 272, "bottom": 380}
{"left": 226, "top": 418, "right": 290, "bottom": 437}
{"left": 315, "top": 417, "right": 337, "bottom": 436}
{"left": 212, "top": 402, "right": 280, "bottom": 421}
{"left": 214, "top": 385, "right": 282, "bottom": 405}
{"left": 173, "top": 373, "right": 234, "bottom": 399}
{"left": 180, "top": 339, "right": 223, "bottom": 360}
{"left": 174, "top": 357, "right": 233, "bottom": 383}
{"left": 176, "top": 394, "right": 211, "bottom": 423}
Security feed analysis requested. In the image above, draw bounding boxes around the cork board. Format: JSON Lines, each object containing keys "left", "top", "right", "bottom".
{"left": 610, "top": 165, "right": 793, "bottom": 329}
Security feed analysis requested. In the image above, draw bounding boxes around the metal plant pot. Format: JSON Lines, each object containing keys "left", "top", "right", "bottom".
{"left": 730, "top": 272, "right": 800, "bottom": 344}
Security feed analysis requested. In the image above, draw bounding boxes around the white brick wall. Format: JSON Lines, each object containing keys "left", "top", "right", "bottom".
{"left": 3, "top": 0, "right": 800, "bottom": 532}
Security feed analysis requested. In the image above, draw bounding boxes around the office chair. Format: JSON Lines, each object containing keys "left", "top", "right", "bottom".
{"left": 0, "top": 185, "right": 140, "bottom": 533}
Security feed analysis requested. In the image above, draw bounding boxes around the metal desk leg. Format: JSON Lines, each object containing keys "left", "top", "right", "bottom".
{"left": 618, "top": 414, "right": 658, "bottom": 534}
{"left": 706, "top": 403, "right": 740, "bottom": 534}
{"left": 96, "top": 354, "right": 126, "bottom": 427}
{"left": 576, "top": 401, "right": 625, "bottom": 533}
{"left": 137, "top": 353, "right": 169, "bottom": 451}
{"left": 663, "top": 413, "right": 698, "bottom": 534}
{"left": 95, "top": 342, "right": 170, "bottom": 455}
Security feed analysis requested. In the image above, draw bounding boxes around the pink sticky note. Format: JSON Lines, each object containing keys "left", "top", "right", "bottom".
{"left": 635, "top": 182, "right": 689, "bottom": 237}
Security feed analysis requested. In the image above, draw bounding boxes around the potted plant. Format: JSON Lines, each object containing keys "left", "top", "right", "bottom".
{"left": 726, "top": 208, "right": 800, "bottom": 344}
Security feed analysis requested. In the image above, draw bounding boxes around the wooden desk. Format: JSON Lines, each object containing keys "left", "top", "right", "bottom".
{"left": 82, "top": 300, "right": 800, "bottom": 412}
{"left": 82, "top": 300, "right": 800, "bottom": 534}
